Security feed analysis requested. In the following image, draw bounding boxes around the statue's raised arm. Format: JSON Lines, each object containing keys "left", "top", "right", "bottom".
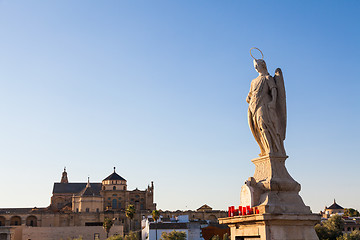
{"left": 247, "top": 48, "right": 286, "bottom": 157}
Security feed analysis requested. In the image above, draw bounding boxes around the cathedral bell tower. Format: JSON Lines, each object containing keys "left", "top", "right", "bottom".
{"left": 61, "top": 167, "right": 68, "bottom": 184}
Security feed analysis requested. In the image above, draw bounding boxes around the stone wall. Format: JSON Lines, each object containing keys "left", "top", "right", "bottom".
{"left": 22, "top": 225, "right": 123, "bottom": 240}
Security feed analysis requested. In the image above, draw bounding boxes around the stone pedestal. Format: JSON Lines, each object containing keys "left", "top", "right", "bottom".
{"left": 220, "top": 155, "right": 320, "bottom": 239}
{"left": 248, "top": 155, "right": 311, "bottom": 214}
{"left": 219, "top": 213, "right": 320, "bottom": 240}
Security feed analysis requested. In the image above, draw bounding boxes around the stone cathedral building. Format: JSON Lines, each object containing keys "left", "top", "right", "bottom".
{"left": 0, "top": 168, "right": 156, "bottom": 240}
{"left": 52, "top": 167, "right": 156, "bottom": 213}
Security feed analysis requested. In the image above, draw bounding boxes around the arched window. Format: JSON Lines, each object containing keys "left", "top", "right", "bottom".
{"left": 208, "top": 215, "right": 218, "bottom": 223}
{"left": 10, "top": 216, "right": 21, "bottom": 226}
{"left": 26, "top": 216, "right": 37, "bottom": 227}
{"left": 112, "top": 199, "right": 117, "bottom": 209}
{"left": 0, "top": 233, "right": 8, "bottom": 240}
{"left": 113, "top": 186, "right": 116, "bottom": 190}
{"left": 0, "top": 216, "right": 5, "bottom": 226}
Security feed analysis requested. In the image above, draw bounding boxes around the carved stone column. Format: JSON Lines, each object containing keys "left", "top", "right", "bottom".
{"left": 250, "top": 155, "right": 311, "bottom": 214}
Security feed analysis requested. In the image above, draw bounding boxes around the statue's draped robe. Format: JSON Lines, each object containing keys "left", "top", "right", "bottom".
{"left": 247, "top": 75, "right": 285, "bottom": 156}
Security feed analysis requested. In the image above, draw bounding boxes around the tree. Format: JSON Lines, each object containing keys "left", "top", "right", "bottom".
{"left": 103, "top": 217, "right": 114, "bottom": 238}
{"left": 107, "top": 231, "right": 138, "bottom": 240}
{"left": 152, "top": 210, "right": 160, "bottom": 240}
{"left": 160, "top": 231, "right": 186, "bottom": 240}
{"left": 337, "top": 230, "right": 360, "bottom": 240}
{"left": 126, "top": 204, "right": 136, "bottom": 231}
{"left": 211, "top": 235, "right": 220, "bottom": 240}
{"left": 315, "top": 224, "right": 329, "bottom": 240}
{"left": 223, "top": 233, "right": 230, "bottom": 240}
{"left": 315, "top": 214, "right": 344, "bottom": 240}
{"left": 107, "top": 235, "right": 123, "bottom": 240}
{"left": 344, "top": 208, "right": 360, "bottom": 217}
{"left": 124, "top": 231, "right": 139, "bottom": 240}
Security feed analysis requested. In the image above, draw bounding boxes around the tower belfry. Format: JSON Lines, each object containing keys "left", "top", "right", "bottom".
{"left": 61, "top": 167, "right": 69, "bottom": 183}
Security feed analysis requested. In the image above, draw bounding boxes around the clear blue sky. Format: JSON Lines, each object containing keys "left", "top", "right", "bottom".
{"left": 0, "top": 1, "right": 359, "bottom": 213}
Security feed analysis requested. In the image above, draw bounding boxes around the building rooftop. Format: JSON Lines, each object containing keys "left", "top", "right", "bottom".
{"left": 103, "top": 167, "right": 126, "bottom": 181}
{"left": 326, "top": 200, "right": 344, "bottom": 210}
{"left": 52, "top": 183, "right": 102, "bottom": 194}
{"left": 197, "top": 204, "right": 213, "bottom": 211}
{"left": 77, "top": 179, "right": 101, "bottom": 197}
{"left": 0, "top": 208, "right": 46, "bottom": 214}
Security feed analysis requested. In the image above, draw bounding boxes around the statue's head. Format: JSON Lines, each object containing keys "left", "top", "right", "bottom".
{"left": 250, "top": 48, "right": 268, "bottom": 75}
{"left": 253, "top": 59, "right": 268, "bottom": 74}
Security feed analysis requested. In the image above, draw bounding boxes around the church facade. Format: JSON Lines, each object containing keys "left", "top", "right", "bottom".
{"left": 0, "top": 168, "right": 156, "bottom": 240}
{"left": 51, "top": 167, "right": 156, "bottom": 214}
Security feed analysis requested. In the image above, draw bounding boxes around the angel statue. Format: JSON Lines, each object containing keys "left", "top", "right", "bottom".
{"left": 246, "top": 48, "right": 287, "bottom": 157}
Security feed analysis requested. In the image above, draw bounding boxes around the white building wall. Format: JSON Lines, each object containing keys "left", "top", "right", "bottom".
{"left": 187, "top": 222, "right": 202, "bottom": 240}
{"left": 141, "top": 216, "right": 205, "bottom": 240}
{"left": 142, "top": 219, "right": 150, "bottom": 240}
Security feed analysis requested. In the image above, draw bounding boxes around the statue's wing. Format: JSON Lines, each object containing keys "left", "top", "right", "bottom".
{"left": 274, "top": 68, "right": 287, "bottom": 140}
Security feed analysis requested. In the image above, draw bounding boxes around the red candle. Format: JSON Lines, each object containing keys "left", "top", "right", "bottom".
{"left": 246, "top": 206, "right": 250, "bottom": 215}
{"left": 235, "top": 209, "right": 239, "bottom": 216}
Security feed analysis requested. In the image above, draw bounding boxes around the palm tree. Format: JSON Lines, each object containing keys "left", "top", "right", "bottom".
{"left": 151, "top": 210, "right": 160, "bottom": 240}
{"left": 103, "top": 217, "right": 113, "bottom": 238}
{"left": 125, "top": 204, "right": 136, "bottom": 232}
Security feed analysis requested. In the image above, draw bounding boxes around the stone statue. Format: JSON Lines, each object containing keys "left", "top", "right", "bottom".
{"left": 219, "top": 49, "right": 320, "bottom": 240}
{"left": 246, "top": 48, "right": 287, "bottom": 157}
